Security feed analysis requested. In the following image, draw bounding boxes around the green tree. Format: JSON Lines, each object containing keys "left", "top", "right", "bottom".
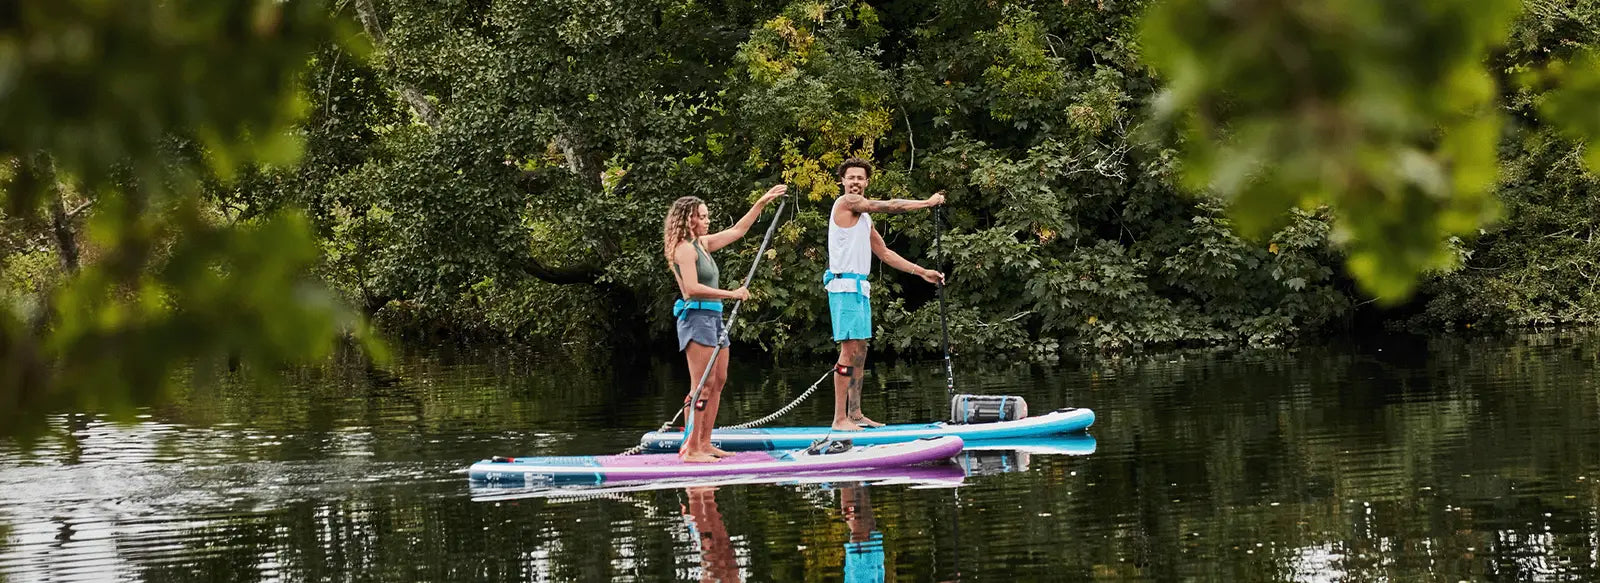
{"left": 1139, "top": 0, "right": 1523, "bottom": 301}
{"left": 20, "top": 0, "right": 1600, "bottom": 435}
{"left": 0, "top": 0, "right": 379, "bottom": 440}
{"left": 1411, "top": 0, "right": 1600, "bottom": 329}
{"left": 283, "top": 0, "right": 1353, "bottom": 355}
{"left": 1138, "top": 0, "right": 1600, "bottom": 307}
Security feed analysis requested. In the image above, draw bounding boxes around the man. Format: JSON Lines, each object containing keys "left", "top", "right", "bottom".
{"left": 825, "top": 157, "right": 944, "bottom": 431}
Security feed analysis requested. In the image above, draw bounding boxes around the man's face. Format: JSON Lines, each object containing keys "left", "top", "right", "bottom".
{"left": 842, "top": 167, "right": 870, "bottom": 196}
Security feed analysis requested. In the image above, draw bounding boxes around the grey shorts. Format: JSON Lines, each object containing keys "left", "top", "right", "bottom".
{"left": 676, "top": 309, "right": 729, "bottom": 351}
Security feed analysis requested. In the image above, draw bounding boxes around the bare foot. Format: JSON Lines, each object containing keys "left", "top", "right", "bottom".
{"left": 851, "top": 415, "right": 885, "bottom": 428}
{"left": 680, "top": 451, "right": 721, "bottom": 463}
{"left": 831, "top": 419, "right": 864, "bottom": 431}
{"left": 710, "top": 447, "right": 735, "bottom": 457}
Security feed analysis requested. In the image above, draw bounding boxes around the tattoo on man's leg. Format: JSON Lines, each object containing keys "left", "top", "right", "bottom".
{"left": 846, "top": 352, "right": 866, "bottom": 414}
{"left": 846, "top": 374, "right": 859, "bottom": 413}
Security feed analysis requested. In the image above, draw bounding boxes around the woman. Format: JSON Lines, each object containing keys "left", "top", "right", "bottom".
{"left": 664, "top": 185, "right": 786, "bottom": 462}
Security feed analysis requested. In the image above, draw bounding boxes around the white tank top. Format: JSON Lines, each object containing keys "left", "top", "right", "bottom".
{"left": 827, "top": 196, "right": 873, "bottom": 296}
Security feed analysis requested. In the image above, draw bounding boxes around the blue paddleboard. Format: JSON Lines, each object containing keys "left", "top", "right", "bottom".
{"left": 639, "top": 407, "right": 1094, "bottom": 452}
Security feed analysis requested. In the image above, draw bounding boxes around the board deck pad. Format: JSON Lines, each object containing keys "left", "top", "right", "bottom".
{"left": 598, "top": 451, "right": 777, "bottom": 467}
{"left": 468, "top": 435, "right": 964, "bottom": 486}
{"left": 639, "top": 407, "right": 1095, "bottom": 452}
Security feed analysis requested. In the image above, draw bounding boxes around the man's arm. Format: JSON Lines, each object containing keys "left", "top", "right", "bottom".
{"left": 842, "top": 191, "right": 944, "bottom": 215}
{"left": 870, "top": 228, "right": 943, "bottom": 284}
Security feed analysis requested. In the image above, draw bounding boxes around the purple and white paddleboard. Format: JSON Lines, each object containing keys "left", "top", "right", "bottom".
{"left": 467, "top": 436, "right": 964, "bottom": 486}
{"left": 469, "top": 464, "right": 968, "bottom": 501}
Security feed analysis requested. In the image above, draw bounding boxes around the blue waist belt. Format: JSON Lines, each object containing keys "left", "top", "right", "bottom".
{"left": 823, "top": 271, "right": 869, "bottom": 294}
{"left": 673, "top": 299, "right": 724, "bottom": 320}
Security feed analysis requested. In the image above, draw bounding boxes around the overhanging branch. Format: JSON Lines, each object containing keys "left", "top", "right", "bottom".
{"left": 352, "top": 0, "right": 441, "bottom": 128}
{"left": 518, "top": 256, "right": 603, "bottom": 285}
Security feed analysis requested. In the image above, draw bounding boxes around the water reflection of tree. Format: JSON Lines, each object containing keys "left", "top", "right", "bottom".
{"left": 9, "top": 331, "right": 1600, "bottom": 580}
{"left": 861, "top": 332, "right": 1600, "bottom": 580}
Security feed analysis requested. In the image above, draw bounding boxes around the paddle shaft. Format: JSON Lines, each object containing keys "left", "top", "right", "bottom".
{"left": 935, "top": 206, "right": 954, "bottom": 396}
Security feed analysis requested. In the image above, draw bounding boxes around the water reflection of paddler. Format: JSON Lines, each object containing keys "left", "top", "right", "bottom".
{"left": 840, "top": 482, "right": 887, "bottom": 583}
{"left": 681, "top": 486, "right": 742, "bottom": 582}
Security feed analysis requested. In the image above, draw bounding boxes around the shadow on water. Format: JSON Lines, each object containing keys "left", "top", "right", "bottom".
{"left": 3, "top": 331, "right": 1600, "bottom": 581}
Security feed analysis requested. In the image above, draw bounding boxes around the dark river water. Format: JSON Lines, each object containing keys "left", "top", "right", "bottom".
{"left": 3, "top": 331, "right": 1600, "bottom": 582}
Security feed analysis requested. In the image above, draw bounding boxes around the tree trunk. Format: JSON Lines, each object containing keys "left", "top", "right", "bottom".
{"left": 518, "top": 255, "right": 602, "bottom": 285}
{"left": 49, "top": 189, "right": 79, "bottom": 273}
{"left": 352, "top": 0, "right": 441, "bottom": 128}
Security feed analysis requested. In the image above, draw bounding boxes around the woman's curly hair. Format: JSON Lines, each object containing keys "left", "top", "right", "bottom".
{"left": 663, "top": 196, "right": 706, "bottom": 261}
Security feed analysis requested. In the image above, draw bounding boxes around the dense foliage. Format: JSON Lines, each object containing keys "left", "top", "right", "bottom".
{"left": 7, "top": 0, "right": 1600, "bottom": 437}
{"left": 1412, "top": 1, "right": 1600, "bottom": 329}
{"left": 249, "top": 0, "right": 1357, "bottom": 357}
{"left": 0, "top": 0, "right": 380, "bottom": 440}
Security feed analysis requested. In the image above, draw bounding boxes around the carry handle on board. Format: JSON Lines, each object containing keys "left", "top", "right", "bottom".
{"left": 949, "top": 394, "right": 1028, "bottom": 424}
{"left": 805, "top": 438, "right": 854, "bottom": 455}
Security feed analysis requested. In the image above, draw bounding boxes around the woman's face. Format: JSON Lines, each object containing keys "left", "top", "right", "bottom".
{"left": 690, "top": 204, "right": 710, "bottom": 237}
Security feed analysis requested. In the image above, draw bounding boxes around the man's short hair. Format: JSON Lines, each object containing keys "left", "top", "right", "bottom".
{"left": 837, "top": 157, "right": 873, "bottom": 180}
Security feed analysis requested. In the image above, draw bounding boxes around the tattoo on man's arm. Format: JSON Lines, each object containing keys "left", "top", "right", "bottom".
{"left": 861, "top": 199, "right": 923, "bottom": 214}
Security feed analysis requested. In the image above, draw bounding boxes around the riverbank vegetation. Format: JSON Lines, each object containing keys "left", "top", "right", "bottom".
{"left": 5, "top": 0, "right": 1600, "bottom": 436}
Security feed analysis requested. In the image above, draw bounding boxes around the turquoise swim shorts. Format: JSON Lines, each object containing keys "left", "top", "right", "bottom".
{"left": 828, "top": 292, "right": 872, "bottom": 341}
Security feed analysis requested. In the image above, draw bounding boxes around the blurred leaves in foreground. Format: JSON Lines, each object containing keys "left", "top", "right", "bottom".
{"left": 1140, "top": 0, "right": 1521, "bottom": 301}
{"left": 0, "top": 0, "right": 383, "bottom": 441}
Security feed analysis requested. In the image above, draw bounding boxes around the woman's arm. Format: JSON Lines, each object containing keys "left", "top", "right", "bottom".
{"left": 701, "top": 185, "right": 787, "bottom": 252}
{"left": 672, "top": 242, "right": 748, "bottom": 300}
